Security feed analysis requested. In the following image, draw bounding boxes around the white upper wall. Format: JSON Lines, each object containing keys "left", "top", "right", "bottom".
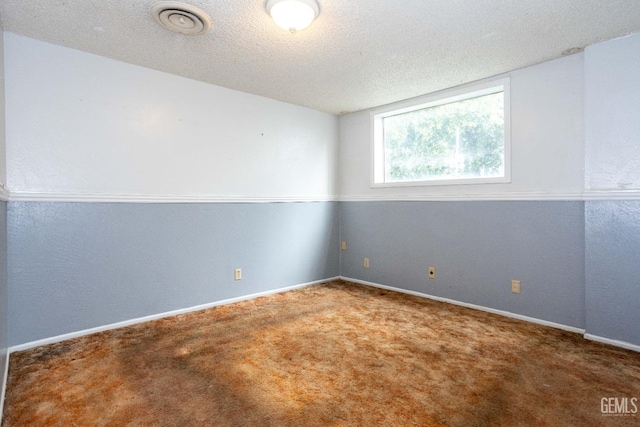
{"left": 0, "top": 28, "right": 6, "bottom": 189}
{"left": 339, "top": 54, "right": 585, "bottom": 200}
{"left": 585, "top": 32, "right": 640, "bottom": 192}
{"left": 6, "top": 31, "right": 639, "bottom": 202}
{"left": 4, "top": 33, "right": 339, "bottom": 200}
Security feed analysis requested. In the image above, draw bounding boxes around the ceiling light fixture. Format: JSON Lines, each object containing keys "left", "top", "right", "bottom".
{"left": 265, "top": 0, "right": 319, "bottom": 33}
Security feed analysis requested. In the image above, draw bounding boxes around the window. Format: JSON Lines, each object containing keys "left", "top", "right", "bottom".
{"left": 372, "top": 79, "right": 510, "bottom": 187}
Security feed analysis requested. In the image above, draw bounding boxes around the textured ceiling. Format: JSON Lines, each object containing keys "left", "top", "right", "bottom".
{"left": 1, "top": 0, "right": 639, "bottom": 114}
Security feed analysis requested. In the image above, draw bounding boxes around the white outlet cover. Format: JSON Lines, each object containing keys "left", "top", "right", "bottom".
{"left": 511, "top": 280, "right": 520, "bottom": 293}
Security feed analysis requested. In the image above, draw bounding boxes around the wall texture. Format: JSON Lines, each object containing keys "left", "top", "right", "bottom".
{"left": 340, "top": 201, "right": 585, "bottom": 328}
{"left": 0, "top": 26, "right": 5, "bottom": 187}
{"left": 585, "top": 201, "right": 640, "bottom": 344}
{"left": 337, "top": 52, "right": 589, "bottom": 332}
{"left": 4, "top": 34, "right": 342, "bottom": 347}
{"left": 583, "top": 33, "right": 640, "bottom": 346}
{"left": 337, "top": 33, "right": 640, "bottom": 349}
{"left": 0, "top": 202, "right": 7, "bottom": 409}
{"left": 0, "top": 23, "right": 8, "bottom": 416}
{"left": 5, "top": 33, "right": 338, "bottom": 200}
{"left": 585, "top": 33, "right": 640, "bottom": 192}
{"left": 3, "top": 30, "right": 640, "bottom": 352}
{"left": 8, "top": 202, "right": 339, "bottom": 346}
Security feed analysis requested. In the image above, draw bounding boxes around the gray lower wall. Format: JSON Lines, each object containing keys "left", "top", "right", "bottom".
{"left": 8, "top": 202, "right": 339, "bottom": 346}
{"left": 340, "top": 201, "right": 586, "bottom": 329}
{"left": 585, "top": 201, "right": 640, "bottom": 345}
{"left": 6, "top": 199, "right": 639, "bottom": 350}
{"left": 0, "top": 201, "right": 7, "bottom": 400}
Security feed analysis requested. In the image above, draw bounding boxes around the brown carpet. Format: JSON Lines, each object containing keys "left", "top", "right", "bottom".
{"left": 3, "top": 280, "right": 640, "bottom": 426}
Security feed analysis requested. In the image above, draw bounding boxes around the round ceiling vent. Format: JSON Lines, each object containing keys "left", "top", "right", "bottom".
{"left": 151, "top": 2, "right": 212, "bottom": 36}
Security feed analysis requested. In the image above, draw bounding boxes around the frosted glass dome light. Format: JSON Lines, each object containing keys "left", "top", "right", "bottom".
{"left": 266, "top": 0, "right": 320, "bottom": 33}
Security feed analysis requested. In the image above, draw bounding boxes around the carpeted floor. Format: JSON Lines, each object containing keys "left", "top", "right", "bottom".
{"left": 2, "top": 280, "right": 640, "bottom": 426}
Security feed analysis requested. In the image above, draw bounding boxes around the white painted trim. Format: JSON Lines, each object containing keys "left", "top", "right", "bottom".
{"left": 584, "top": 334, "right": 640, "bottom": 353}
{"left": 0, "top": 347, "right": 9, "bottom": 426}
{"left": 340, "top": 276, "right": 585, "bottom": 334}
{"left": 339, "top": 192, "right": 585, "bottom": 202}
{"left": 5, "top": 190, "right": 639, "bottom": 203}
{"left": 9, "top": 277, "right": 339, "bottom": 353}
{"left": 0, "top": 186, "right": 9, "bottom": 202}
{"left": 582, "top": 190, "right": 640, "bottom": 201}
{"left": 8, "top": 191, "right": 339, "bottom": 204}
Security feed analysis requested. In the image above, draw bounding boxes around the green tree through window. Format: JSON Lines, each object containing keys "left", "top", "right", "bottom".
{"left": 382, "top": 92, "right": 504, "bottom": 182}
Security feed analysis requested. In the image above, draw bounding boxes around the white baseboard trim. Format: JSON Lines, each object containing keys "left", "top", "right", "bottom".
{"left": 0, "top": 348, "right": 9, "bottom": 426}
{"left": 9, "top": 277, "right": 339, "bottom": 353}
{"left": 584, "top": 334, "right": 640, "bottom": 353}
{"left": 8, "top": 276, "right": 639, "bottom": 356}
{"left": 340, "top": 276, "right": 585, "bottom": 334}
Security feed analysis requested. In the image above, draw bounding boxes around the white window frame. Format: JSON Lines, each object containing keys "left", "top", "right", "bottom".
{"left": 371, "top": 78, "right": 511, "bottom": 188}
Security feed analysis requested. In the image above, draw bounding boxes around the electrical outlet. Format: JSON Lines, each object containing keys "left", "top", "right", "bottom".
{"left": 341, "top": 240, "right": 347, "bottom": 250}
{"left": 428, "top": 267, "right": 436, "bottom": 279}
{"left": 364, "top": 258, "right": 370, "bottom": 268}
{"left": 234, "top": 268, "right": 242, "bottom": 281}
{"left": 511, "top": 280, "right": 520, "bottom": 294}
